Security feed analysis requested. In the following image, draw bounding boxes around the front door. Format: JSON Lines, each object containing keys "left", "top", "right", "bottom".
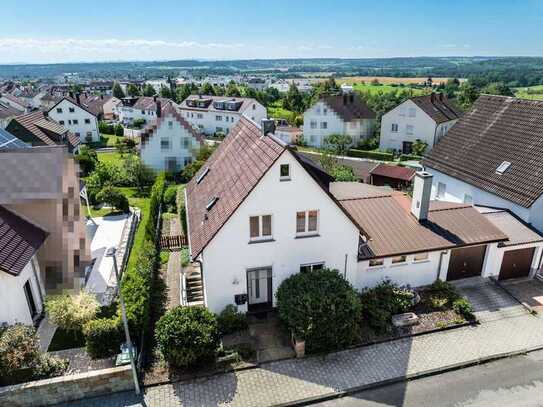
{"left": 247, "top": 268, "right": 272, "bottom": 311}
{"left": 402, "top": 141, "right": 413, "bottom": 154}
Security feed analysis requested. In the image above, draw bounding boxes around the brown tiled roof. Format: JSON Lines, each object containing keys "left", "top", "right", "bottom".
{"left": 140, "top": 104, "right": 204, "bottom": 147}
{"left": 12, "top": 111, "right": 79, "bottom": 149}
{"left": 322, "top": 93, "right": 376, "bottom": 121}
{"left": 370, "top": 163, "right": 416, "bottom": 182}
{"left": 410, "top": 93, "right": 462, "bottom": 124}
{"left": 477, "top": 206, "right": 543, "bottom": 247}
{"left": 335, "top": 190, "right": 507, "bottom": 259}
{"left": 0, "top": 205, "right": 48, "bottom": 276}
{"left": 186, "top": 117, "right": 286, "bottom": 258}
{"left": 423, "top": 95, "right": 543, "bottom": 208}
{"left": 133, "top": 96, "right": 174, "bottom": 111}
{"left": 179, "top": 95, "right": 260, "bottom": 114}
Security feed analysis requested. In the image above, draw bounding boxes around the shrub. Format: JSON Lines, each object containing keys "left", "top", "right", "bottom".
{"left": 83, "top": 317, "right": 123, "bottom": 359}
{"left": 75, "top": 146, "right": 98, "bottom": 176}
{"left": 217, "top": 305, "right": 248, "bottom": 335}
{"left": 132, "top": 118, "right": 146, "bottom": 129}
{"left": 99, "top": 121, "right": 115, "bottom": 134}
{"left": 399, "top": 153, "right": 423, "bottom": 162}
{"left": 276, "top": 268, "right": 362, "bottom": 353}
{"left": 453, "top": 298, "right": 475, "bottom": 321}
{"left": 164, "top": 186, "right": 178, "bottom": 213}
{"left": 45, "top": 292, "right": 99, "bottom": 332}
{"left": 357, "top": 137, "right": 379, "bottom": 151}
{"left": 96, "top": 186, "right": 130, "bottom": 213}
{"left": 31, "top": 354, "right": 69, "bottom": 381}
{"left": 423, "top": 280, "right": 461, "bottom": 311}
{"left": 0, "top": 324, "right": 40, "bottom": 373}
{"left": 115, "top": 123, "right": 124, "bottom": 137}
{"left": 359, "top": 280, "right": 415, "bottom": 334}
{"left": 155, "top": 306, "right": 220, "bottom": 367}
{"left": 348, "top": 149, "right": 394, "bottom": 161}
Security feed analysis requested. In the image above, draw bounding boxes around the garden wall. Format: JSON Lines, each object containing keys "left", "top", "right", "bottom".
{"left": 0, "top": 365, "right": 134, "bottom": 407}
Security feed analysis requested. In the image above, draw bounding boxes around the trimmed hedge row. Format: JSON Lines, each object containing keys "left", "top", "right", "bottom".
{"left": 399, "top": 154, "right": 423, "bottom": 162}
{"left": 348, "top": 149, "right": 394, "bottom": 161}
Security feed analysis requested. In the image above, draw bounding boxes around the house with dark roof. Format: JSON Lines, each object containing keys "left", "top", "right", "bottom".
{"left": 380, "top": 93, "right": 462, "bottom": 154}
{"left": 178, "top": 94, "right": 267, "bottom": 136}
{"left": 302, "top": 93, "right": 376, "bottom": 148}
{"left": 140, "top": 103, "right": 204, "bottom": 172}
{"left": 0, "top": 101, "right": 21, "bottom": 129}
{"left": 48, "top": 95, "right": 100, "bottom": 143}
{"left": 5, "top": 111, "right": 79, "bottom": 151}
{"left": 0, "top": 205, "right": 48, "bottom": 325}
{"left": 423, "top": 95, "right": 543, "bottom": 239}
{"left": 183, "top": 118, "right": 543, "bottom": 313}
{"left": 118, "top": 96, "right": 176, "bottom": 127}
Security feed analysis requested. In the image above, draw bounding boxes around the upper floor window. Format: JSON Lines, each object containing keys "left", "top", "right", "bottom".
{"left": 316, "top": 107, "right": 321, "bottom": 114}
{"left": 197, "top": 113, "right": 203, "bottom": 119}
{"left": 69, "top": 107, "right": 75, "bottom": 113}
{"left": 249, "top": 215, "right": 272, "bottom": 241}
{"left": 300, "top": 262, "right": 324, "bottom": 273}
{"left": 406, "top": 125, "right": 414, "bottom": 135}
{"left": 296, "top": 210, "right": 318, "bottom": 236}
{"left": 182, "top": 138, "right": 190, "bottom": 149}
{"left": 391, "top": 123, "right": 399, "bottom": 132}
{"left": 323, "top": 108, "right": 327, "bottom": 115}
{"left": 56, "top": 108, "right": 62, "bottom": 113}
{"left": 84, "top": 118, "right": 91, "bottom": 124}
{"left": 310, "top": 120, "right": 317, "bottom": 129}
{"left": 160, "top": 138, "right": 170, "bottom": 150}
{"left": 280, "top": 164, "right": 290, "bottom": 181}
{"left": 141, "top": 110, "right": 145, "bottom": 114}
{"left": 216, "top": 115, "right": 222, "bottom": 121}
{"left": 408, "top": 107, "right": 416, "bottom": 117}
{"left": 72, "top": 119, "right": 79, "bottom": 125}
{"left": 252, "top": 104, "right": 256, "bottom": 110}
{"left": 168, "top": 120, "right": 173, "bottom": 128}
{"left": 59, "top": 120, "right": 65, "bottom": 125}
{"left": 320, "top": 122, "right": 328, "bottom": 129}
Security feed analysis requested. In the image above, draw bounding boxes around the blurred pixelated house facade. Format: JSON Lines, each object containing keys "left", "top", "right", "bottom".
{"left": 0, "top": 144, "right": 91, "bottom": 303}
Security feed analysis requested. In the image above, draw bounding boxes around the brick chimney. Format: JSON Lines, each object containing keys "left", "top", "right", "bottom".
{"left": 430, "top": 93, "right": 435, "bottom": 103}
{"left": 411, "top": 171, "right": 433, "bottom": 222}
{"left": 75, "top": 93, "right": 81, "bottom": 106}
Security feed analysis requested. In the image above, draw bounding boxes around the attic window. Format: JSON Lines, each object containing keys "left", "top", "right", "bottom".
{"left": 206, "top": 196, "right": 219, "bottom": 211}
{"left": 496, "top": 161, "right": 511, "bottom": 175}
{"left": 196, "top": 167, "right": 210, "bottom": 184}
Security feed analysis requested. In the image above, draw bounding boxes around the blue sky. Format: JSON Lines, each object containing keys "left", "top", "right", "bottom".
{"left": 1, "top": 0, "right": 542, "bottom": 63}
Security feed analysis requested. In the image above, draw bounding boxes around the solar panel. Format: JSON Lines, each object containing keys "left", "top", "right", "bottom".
{"left": 0, "top": 128, "right": 29, "bottom": 150}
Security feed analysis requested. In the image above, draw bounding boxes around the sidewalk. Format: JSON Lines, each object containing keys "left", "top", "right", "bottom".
{"left": 62, "top": 310, "right": 543, "bottom": 407}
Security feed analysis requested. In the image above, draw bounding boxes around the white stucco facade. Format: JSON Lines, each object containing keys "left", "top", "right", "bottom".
{"left": 140, "top": 111, "right": 201, "bottom": 173}
{"left": 426, "top": 167, "right": 543, "bottom": 233}
{"left": 380, "top": 99, "right": 458, "bottom": 154}
{"left": 48, "top": 98, "right": 100, "bottom": 143}
{"left": 302, "top": 100, "right": 374, "bottom": 148}
{"left": 0, "top": 256, "right": 44, "bottom": 325}
{"left": 118, "top": 105, "right": 158, "bottom": 126}
{"left": 199, "top": 150, "right": 360, "bottom": 314}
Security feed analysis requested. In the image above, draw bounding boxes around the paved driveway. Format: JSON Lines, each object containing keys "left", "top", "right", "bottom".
{"left": 500, "top": 278, "right": 543, "bottom": 315}
{"left": 453, "top": 278, "right": 528, "bottom": 323}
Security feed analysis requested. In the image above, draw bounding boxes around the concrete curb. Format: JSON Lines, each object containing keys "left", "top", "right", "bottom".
{"left": 272, "top": 345, "right": 543, "bottom": 407}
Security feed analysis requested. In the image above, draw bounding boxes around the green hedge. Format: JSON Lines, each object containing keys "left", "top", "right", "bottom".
{"left": 399, "top": 154, "right": 423, "bottom": 162}
{"left": 348, "top": 149, "right": 394, "bottom": 161}
{"left": 83, "top": 317, "right": 123, "bottom": 359}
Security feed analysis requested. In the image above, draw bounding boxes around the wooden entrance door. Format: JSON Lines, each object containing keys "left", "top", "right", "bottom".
{"left": 499, "top": 248, "right": 535, "bottom": 280}
{"left": 447, "top": 245, "right": 487, "bottom": 281}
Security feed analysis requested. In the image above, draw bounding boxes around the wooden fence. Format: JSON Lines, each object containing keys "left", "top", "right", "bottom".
{"left": 159, "top": 235, "right": 187, "bottom": 250}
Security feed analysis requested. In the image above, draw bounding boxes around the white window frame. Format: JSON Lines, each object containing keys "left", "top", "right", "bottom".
{"left": 249, "top": 214, "right": 273, "bottom": 242}
{"left": 406, "top": 124, "right": 414, "bottom": 135}
{"left": 413, "top": 252, "right": 429, "bottom": 263}
{"left": 391, "top": 255, "right": 407, "bottom": 265}
{"left": 160, "top": 137, "right": 171, "bottom": 151}
{"left": 296, "top": 210, "right": 319, "bottom": 237}
{"left": 320, "top": 121, "right": 328, "bottom": 129}
{"left": 368, "top": 259, "right": 385, "bottom": 268}
{"left": 300, "top": 262, "right": 325, "bottom": 272}
{"left": 310, "top": 120, "right": 317, "bottom": 129}
{"left": 280, "top": 164, "right": 290, "bottom": 181}
{"left": 391, "top": 123, "right": 399, "bottom": 132}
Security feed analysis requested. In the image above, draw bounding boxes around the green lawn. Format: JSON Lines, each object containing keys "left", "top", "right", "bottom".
{"left": 101, "top": 133, "right": 126, "bottom": 147}
{"left": 352, "top": 83, "right": 427, "bottom": 96}
{"left": 96, "top": 151, "right": 134, "bottom": 165}
{"left": 514, "top": 85, "right": 543, "bottom": 101}
{"left": 267, "top": 101, "right": 298, "bottom": 124}
{"left": 123, "top": 187, "right": 151, "bottom": 272}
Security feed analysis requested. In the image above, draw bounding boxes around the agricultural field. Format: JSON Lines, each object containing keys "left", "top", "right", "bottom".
{"left": 333, "top": 76, "right": 454, "bottom": 85}
{"left": 514, "top": 85, "right": 543, "bottom": 101}
{"left": 352, "top": 82, "right": 429, "bottom": 97}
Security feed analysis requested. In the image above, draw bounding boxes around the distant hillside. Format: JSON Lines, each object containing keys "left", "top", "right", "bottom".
{"left": 1, "top": 57, "right": 543, "bottom": 87}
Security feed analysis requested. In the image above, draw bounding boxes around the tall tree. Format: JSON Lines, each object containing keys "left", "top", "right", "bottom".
{"left": 482, "top": 82, "right": 514, "bottom": 97}
{"left": 283, "top": 83, "right": 305, "bottom": 113}
{"left": 175, "top": 83, "right": 197, "bottom": 103}
{"left": 200, "top": 82, "right": 215, "bottom": 95}
{"left": 225, "top": 81, "right": 241, "bottom": 97}
{"left": 126, "top": 83, "right": 141, "bottom": 97}
{"left": 112, "top": 82, "right": 125, "bottom": 99}
{"left": 458, "top": 82, "right": 480, "bottom": 110}
{"left": 142, "top": 83, "right": 157, "bottom": 97}
{"left": 159, "top": 85, "right": 173, "bottom": 99}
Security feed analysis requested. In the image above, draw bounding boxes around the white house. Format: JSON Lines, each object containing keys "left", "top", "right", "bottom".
{"left": 178, "top": 95, "right": 267, "bottom": 136}
{"left": 48, "top": 96, "right": 100, "bottom": 143}
{"left": 302, "top": 93, "right": 376, "bottom": 148}
{"left": 0, "top": 205, "right": 47, "bottom": 326}
{"left": 140, "top": 103, "right": 204, "bottom": 173}
{"left": 118, "top": 96, "right": 174, "bottom": 127}
{"left": 380, "top": 93, "right": 462, "bottom": 154}
{"left": 184, "top": 118, "right": 543, "bottom": 314}
{"left": 423, "top": 95, "right": 543, "bottom": 234}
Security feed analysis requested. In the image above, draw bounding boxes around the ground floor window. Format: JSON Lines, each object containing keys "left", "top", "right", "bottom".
{"left": 413, "top": 252, "right": 429, "bottom": 262}
{"left": 369, "top": 259, "right": 384, "bottom": 267}
{"left": 300, "top": 262, "right": 324, "bottom": 273}
{"left": 391, "top": 255, "right": 407, "bottom": 264}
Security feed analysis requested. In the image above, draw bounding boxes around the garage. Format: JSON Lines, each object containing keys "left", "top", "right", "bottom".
{"left": 498, "top": 247, "right": 535, "bottom": 280}
{"left": 447, "top": 245, "right": 487, "bottom": 281}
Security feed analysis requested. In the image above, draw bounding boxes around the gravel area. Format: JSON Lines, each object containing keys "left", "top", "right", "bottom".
{"left": 49, "top": 347, "right": 115, "bottom": 375}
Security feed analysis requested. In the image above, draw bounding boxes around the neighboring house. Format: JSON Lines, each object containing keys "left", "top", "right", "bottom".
{"left": 0, "top": 205, "right": 48, "bottom": 326}
{"left": 369, "top": 163, "right": 415, "bottom": 190}
{"left": 297, "top": 151, "right": 377, "bottom": 183}
{"left": 0, "top": 102, "right": 21, "bottom": 129}
{"left": 184, "top": 118, "right": 543, "bottom": 314}
{"left": 140, "top": 103, "right": 204, "bottom": 172}
{"left": 178, "top": 95, "right": 267, "bottom": 136}
{"left": 0, "top": 92, "right": 28, "bottom": 112}
{"left": 274, "top": 126, "right": 303, "bottom": 145}
{"left": 118, "top": 96, "right": 174, "bottom": 127}
{"left": 6, "top": 111, "right": 79, "bottom": 152}
{"left": 245, "top": 77, "right": 267, "bottom": 91}
{"left": 0, "top": 145, "right": 91, "bottom": 293}
{"left": 302, "top": 93, "right": 376, "bottom": 148}
{"left": 75, "top": 94, "right": 122, "bottom": 121}
{"left": 380, "top": 93, "right": 462, "bottom": 154}
{"left": 423, "top": 95, "right": 543, "bottom": 233}
{"left": 48, "top": 96, "right": 100, "bottom": 143}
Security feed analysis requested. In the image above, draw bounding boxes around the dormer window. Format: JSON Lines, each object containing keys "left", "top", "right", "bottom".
{"left": 496, "top": 161, "right": 511, "bottom": 175}
{"left": 280, "top": 164, "right": 290, "bottom": 181}
{"left": 206, "top": 196, "right": 219, "bottom": 211}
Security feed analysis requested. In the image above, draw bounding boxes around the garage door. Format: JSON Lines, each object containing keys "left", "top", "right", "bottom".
{"left": 447, "top": 245, "right": 487, "bottom": 281}
{"left": 498, "top": 247, "right": 535, "bottom": 280}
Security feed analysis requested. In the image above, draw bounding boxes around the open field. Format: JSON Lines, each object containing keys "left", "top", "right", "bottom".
{"left": 333, "top": 76, "right": 455, "bottom": 85}
{"left": 514, "top": 85, "right": 543, "bottom": 101}
{"left": 352, "top": 83, "right": 429, "bottom": 96}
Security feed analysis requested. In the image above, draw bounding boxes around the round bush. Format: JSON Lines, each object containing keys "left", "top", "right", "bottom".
{"left": 96, "top": 186, "right": 130, "bottom": 213}
{"left": 83, "top": 317, "right": 123, "bottom": 359}
{"left": 276, "top": 268, "right": 362, "bottom": 353}
{"left": 217, "top": 304, "right": 248, "bottom": 335}
{"left": 45, "top": 291, "right": 99, "bottom": 332}
{"left": 155, "top": 306, "right": 220, "bottom": 367}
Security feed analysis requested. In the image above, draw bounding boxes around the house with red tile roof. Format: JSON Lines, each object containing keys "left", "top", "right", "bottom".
{"left": 48, "top": 95, "right": 100, "bottom": 143}
{"left": 140, "top": 103, "right": 204, "bottom": 172}
{"left": 380, "top": 93, "right": 462, "bottom": 154}
{"left": 184, "top": 118, "right": 543, "bottom": 313}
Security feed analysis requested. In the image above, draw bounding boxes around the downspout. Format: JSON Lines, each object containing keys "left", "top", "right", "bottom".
{"left": 343, "top": 254, "right": 348, "bottom": 279}
{"left": 436, "top": 250, "right": 447, "bottom": 281}
{"left": 31, "top": 257, "right": 45, "bottom": 313}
